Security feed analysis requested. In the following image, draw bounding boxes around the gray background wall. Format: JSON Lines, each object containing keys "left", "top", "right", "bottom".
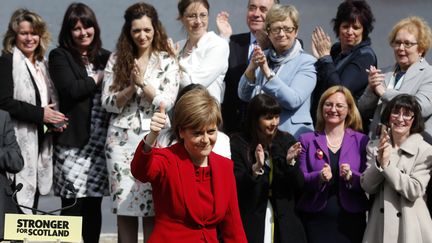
{"left": 1, "top": 0, "right": 432, "bottom": 67}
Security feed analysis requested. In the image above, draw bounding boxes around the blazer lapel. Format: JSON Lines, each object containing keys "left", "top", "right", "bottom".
{"left": 208, "top": 152, "right": 224, "bottom": 222}
{"left": 315, "top": 131, "right": 330, "bottom": 162}
{"left": 176, "top": 145, "right": 203, "bottom": 224}
{"left": 339, "top": 129, "right": 356, "bottom": 164}
{"left": 400, "top": 59, "right": 428, "bottom": 91}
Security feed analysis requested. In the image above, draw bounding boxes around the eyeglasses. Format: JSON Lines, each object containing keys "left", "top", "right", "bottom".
{"left": 184, "top": 13, "right": 208, "bottom": 22}
{"left": 391, "top": 40, "right": 418, "bottom": 49}
{"left": 268, "top": 26, "right": 296, "bottom": 34}
{"left": 390, "top": 110, "right": 414, "bottom": 121}
{"left": 323, "top": 102, "right": 348, "bottom": 111}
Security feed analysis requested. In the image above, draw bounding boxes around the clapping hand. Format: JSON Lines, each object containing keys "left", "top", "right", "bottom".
{"left": 250, "top": 45, "right": 267, "bottom": 69}
{"left": 311, "top": 26, "right": 331, "bottom": 59}
{"left": 252, "top": 144, "right": 265, "bottom": 175}
{"left": 286, "top": 142, "right": 301, "bottom": 164}
{"left": 340, "top": 163, "right": 352, "bottom": 181}
{"left": 321, "top": 163, "right": 333, "bottom": 182}
{"left": 377, "top": 125, "right": 391, "bottom": 168}
{"left": 132, "top": 59, "right": 145, "bottom": 87}
{"left": 366, "top": 65, "right": 386, "bottom": 97}
{"left": 216, "top": 11, "right": 232, "bottom": 39}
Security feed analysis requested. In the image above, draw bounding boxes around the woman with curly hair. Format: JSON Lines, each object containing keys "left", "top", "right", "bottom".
{"left": 101, "top": 2, "right": 180, "bottom": 242}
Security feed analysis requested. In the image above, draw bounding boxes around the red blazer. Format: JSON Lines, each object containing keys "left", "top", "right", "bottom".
{"left": 131, "top": 141, "right": 247, "bottom": 243}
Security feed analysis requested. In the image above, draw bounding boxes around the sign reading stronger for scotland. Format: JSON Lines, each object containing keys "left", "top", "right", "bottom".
{"left": 4, "top": 213, "right": 82, "bottom": 242}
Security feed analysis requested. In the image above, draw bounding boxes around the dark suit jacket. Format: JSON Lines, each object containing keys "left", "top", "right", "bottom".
{"left": 0, "top": 53, "right": 44, "bottom": 142}
{"left": 297, "top": 129, "right": 369, "bottom": 213}
{"left": 230, "top": 131, "right": 307, "bottom": 243}
{"left": 48, "top": 47, "right": 110, "bottom": 147}
{"left": 222, "top": 33, "right": 250, "bottom": 135}
{"left": 0, "top": 110, "right": 24, "bottom": 240}
{"left": 131, "top": 142, "right": 247, "bottom": 243}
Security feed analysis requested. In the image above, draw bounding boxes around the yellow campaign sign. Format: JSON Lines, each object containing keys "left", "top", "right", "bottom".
{"left": 4, "top": 213, "right": 82, "bottom": 242}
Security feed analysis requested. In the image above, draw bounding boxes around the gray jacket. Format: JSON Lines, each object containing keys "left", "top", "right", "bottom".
{"left": 358, "top": 59, "right": 432, "bottom": 142}
{"left": 361, "top": 134, "right": 432, "bottom": 243}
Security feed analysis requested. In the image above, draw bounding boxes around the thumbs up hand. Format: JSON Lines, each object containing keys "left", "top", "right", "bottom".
{"left": 143, "top": 102, "right": 167, "bottom": 151}
{"left": 150, "top": 102, "right": 167, "bottom": 134}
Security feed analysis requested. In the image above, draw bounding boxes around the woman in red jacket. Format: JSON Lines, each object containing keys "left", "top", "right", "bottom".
{"left": 131, "top": 88, "right": 247, "bottom": 243}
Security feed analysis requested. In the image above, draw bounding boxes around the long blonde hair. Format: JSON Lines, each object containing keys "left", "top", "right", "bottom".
{"left": 2, "top": 8, "right": 51, "bottom": 61}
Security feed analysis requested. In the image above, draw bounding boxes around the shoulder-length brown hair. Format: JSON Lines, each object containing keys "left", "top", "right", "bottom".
{"left": 58, "top": 3, "right": 103, "bottom": 68}
{"left": 315, "top": 85, "right": 363, "bottom": 132}
{"left": 111, "top": 2, "right": 174, "bottom": 92}
{"left": 2, "top": 8, "right": 51, "bottom": 61}
{"left": 381, "top": 94, "right": 424, "bottom": 134}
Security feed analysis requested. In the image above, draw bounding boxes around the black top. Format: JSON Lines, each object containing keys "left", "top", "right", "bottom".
{"left": 230, "top": 130, "right": 307, "bottom": 243}
{"left": 48, "top": 47, "right": 111, "bottom": 147}
{"left": 0, "top": 52, "right": 45, "bottom": 144}
{"left": 311, "top": 39, "right": 377, "bottom": 125}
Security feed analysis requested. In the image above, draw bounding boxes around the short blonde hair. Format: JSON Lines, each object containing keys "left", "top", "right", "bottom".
{"left": 315, "top": 86, "right": 363, "bottom": 132}
{"left": 388, "top": 16, "right": 432, "bottom": 57}
{"left": 265, "top": 4, "right": 299, "bottom": 31}
{"left": 172, "top": 89, "right": 222, "bottom": 141}
{"left": 2, "top": 8, "right": 51, "bottom": 61}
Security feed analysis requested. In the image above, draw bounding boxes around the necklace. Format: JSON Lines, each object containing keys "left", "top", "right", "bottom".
{"left": 325, "top": 134, "right": 343, "bottom": 148}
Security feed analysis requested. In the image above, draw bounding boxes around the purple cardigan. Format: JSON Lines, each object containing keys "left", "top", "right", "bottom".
{"left": 297, "top": 128, "right": 369, "bottom": 213}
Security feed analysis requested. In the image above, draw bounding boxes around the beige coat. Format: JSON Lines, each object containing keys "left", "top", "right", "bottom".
{"left": 361, "top": 134, "right": 432, "bottom": 243}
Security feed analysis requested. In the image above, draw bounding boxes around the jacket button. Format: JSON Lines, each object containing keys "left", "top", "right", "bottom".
{"left": 197, "top": 224, "right": 203, "bottom": 229}
{"left": 380, "top": 208, "right": 384, "bottom": 213}
{"left": 397, "top": 212, "right": 402, "bottom": 217}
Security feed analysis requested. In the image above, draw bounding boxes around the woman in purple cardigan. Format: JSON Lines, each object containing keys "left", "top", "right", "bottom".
{"left": 297, "top": 85, "right": 369, "bottom": 243}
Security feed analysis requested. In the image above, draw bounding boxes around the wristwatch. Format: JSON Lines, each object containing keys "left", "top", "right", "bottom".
{"left": 267, "top": 70, "right": 275, "bottom": 80}
{"left": 139, "top": 79, "right": 148, "bottom": 89}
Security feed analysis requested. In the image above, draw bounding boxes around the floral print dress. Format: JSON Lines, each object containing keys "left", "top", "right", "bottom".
{"left": 102, "top": 52, "right": 179, "bottom": 216}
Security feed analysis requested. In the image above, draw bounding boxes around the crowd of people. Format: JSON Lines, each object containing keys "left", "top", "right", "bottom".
{"left": 1, "top": 0, "right": 432, "bottom": 243}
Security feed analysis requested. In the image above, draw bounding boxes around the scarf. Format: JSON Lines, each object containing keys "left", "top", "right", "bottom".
{"left": 267, "top": 39, "right": 302, "bottom": 73}
{"left": 11, "top": 46, "right": 54, "bottom": 214}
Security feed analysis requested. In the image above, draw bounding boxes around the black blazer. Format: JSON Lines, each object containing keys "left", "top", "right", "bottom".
{"left": 0, "top": 52, "right": 45, "bottom": 144}
{"left": 230, "top": 131, "right": 307, "bottom": 243}
{"left": 221, "top": 33, "right": 250, "bottom": 135}
{"left": 48, "top": 47, "right": 110, "bottom": 147}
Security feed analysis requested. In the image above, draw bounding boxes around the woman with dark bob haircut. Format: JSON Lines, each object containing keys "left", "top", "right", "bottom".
{"left": 102, "top": 2, "right": 180, "bottom": 242}
{"left": 48, "top": 2, "right": 111, "bottom": 242}
{"left": 311, "top": 0, "right": 377, "bottom": 128}
{"left": 361, "top": 94, "right": 432, "bottom": 243}
{"left": 230, "top": 93, "right": 307, "bottom": 243}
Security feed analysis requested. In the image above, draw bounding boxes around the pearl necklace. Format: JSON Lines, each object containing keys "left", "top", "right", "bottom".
{"left": 326, "top": 134, "right": 344, "bottom": 148}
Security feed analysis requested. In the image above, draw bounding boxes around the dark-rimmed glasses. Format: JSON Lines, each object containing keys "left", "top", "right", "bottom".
{"left": 268, "top": 26, "right": 296, "bottom": 34}
{"left": 390, "top": 110, "right": 414, "bottom": 121}
{"left": 391, "top": 40, "right": 418, "bottom": 49}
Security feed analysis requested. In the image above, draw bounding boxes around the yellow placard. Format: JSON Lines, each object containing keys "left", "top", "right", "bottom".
{"left": 4, "top": 213, "right": 82, "bottom": 242}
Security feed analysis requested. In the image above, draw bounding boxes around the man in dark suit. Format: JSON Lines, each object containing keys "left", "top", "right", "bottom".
{"left": 219, "top": 0, "right": 278, "bottom": 135}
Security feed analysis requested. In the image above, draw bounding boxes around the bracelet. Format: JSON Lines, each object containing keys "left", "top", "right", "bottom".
{"left": 288, "top": 158, "right": 296, "bottom": 166}
{"left": 254, "top": 168, "right": 264, "bottom": 176}
{"left": 252, "top": 163, "right": 264, "bottom": 176}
